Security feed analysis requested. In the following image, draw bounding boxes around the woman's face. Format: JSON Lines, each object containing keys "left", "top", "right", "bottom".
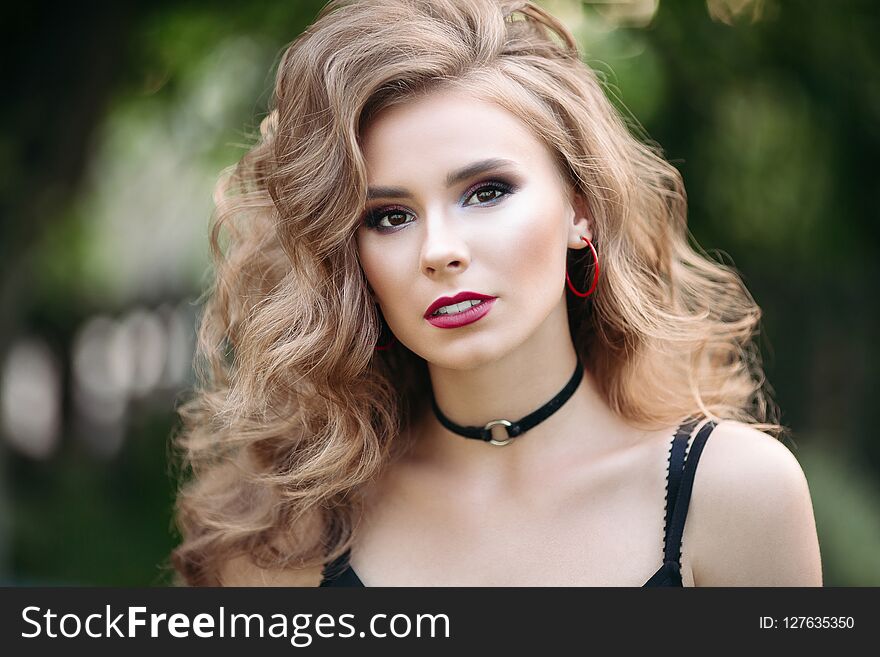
{"left": 356, "top": 88, "right": 591, "bottom": 370}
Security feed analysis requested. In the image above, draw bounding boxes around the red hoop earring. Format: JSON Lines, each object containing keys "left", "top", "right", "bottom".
{"left": 565, "top": 235, "right": 599, "bottom": 298}
{"left": 374, "top": 334, "right": 396, "bottom": 351}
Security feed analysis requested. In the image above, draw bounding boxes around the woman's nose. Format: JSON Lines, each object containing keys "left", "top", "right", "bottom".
{"left": 419, "top": 210, "right": 471, "bottom": 277}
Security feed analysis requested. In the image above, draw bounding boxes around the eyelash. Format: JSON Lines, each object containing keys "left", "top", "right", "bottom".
{"left": 362, "top": 179, "right": 518, "bottom": 233}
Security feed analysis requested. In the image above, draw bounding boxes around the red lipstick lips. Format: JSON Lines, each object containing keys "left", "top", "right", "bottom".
{"left": 424, "top": 291, "right": 497, "bottom": 329}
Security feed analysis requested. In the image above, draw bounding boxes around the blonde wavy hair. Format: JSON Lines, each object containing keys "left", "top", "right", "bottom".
{"left": 170, "top": 0, "right": 784, "bottom": 586}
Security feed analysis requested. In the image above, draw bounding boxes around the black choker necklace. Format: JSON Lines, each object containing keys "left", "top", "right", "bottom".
{"left": 430, "top": 359, "right": 584, "bottom": 446}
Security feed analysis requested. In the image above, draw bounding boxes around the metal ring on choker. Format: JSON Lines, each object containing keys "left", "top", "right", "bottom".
{"left": 430, "top": 359, "right": 584, "bottom": 446}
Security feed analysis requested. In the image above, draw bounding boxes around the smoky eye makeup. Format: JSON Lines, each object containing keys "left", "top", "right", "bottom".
{"left": 460, "top": 179, "right": 516, "bottom": 206}
{"left": 361, "top": 177, "right": 520, "bottom": 233}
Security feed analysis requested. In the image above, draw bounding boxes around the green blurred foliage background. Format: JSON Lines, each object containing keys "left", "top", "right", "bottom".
{"left": 1, "top": 0, "right": 877, "bottom": 585}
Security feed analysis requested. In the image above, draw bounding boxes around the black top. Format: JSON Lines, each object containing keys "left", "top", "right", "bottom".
{"left": 320, "top": 417, "right": 717, "bottom": 587}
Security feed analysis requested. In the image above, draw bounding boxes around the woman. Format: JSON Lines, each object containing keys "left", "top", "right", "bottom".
{"left": 171, "top": 0, "right": 822, "bottom": 587}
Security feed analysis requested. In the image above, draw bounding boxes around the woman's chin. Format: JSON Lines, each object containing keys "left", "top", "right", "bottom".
{"left": 419, "top": 336, "right": 514, "bottom": 372}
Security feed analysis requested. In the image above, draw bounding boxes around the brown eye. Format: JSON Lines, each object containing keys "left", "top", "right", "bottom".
{"left": 385, "top": 211, "right": 409, "bottom": 227}
{"left": 377, "top": 210, "right": 415, "bottom": 229}
{"left": 363, "top": 206, "right": 415, "bottom": 232}
{"left": 476, "top": 189, "right": 501, "bottom": 203}
{"left": 462, "top": 180, "right": 516, "bottom": 207}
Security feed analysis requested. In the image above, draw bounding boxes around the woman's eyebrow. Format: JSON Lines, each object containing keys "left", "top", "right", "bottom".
{"left": 366, "top": 158, "right": 519, "bottom": 200}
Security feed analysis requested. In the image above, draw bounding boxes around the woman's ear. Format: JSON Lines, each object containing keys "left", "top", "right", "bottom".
{"left": 567, "top": 188, "right": 593, "bottom": 248}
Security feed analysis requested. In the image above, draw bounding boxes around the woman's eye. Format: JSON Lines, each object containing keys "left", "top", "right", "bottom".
{"left": 465, "top": 181, "right": 513, "bottom": 205}
{"left": 364, "top": 180, "right": 516, "bottom": 233}
{"left": 367, "top": 208, "right": 416, "bottom": 231}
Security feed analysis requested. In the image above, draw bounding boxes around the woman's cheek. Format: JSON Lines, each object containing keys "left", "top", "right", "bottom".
{"left": 497, "top": 204, "right": 564, "bottom": 298}
{"left": 357, "top": 240, "right": 391, "bottom": 300}
{"left": 368, "top": 248, "right": 415, "bottom": 323}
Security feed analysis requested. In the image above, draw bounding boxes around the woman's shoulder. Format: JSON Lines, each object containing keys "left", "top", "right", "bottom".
{"left": 687, "top": 420, "right": 823, "bottom": 586}
{"left": 695, "top": 419, "right": 810, "bottom": 507}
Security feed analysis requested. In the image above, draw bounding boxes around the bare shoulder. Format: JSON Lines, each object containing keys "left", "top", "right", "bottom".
{"left": 217, "top": 554, "right": 325, "bottom": 587}
{"left": 687, "top": 420, "right": 823, "bottom": 586}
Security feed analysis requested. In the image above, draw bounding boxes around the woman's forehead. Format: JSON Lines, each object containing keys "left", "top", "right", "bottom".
{"left": 360, "top": 89, "right": 551, "bottom": 183}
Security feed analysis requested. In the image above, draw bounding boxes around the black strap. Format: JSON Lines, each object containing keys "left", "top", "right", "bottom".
{"left": 319, "top": 549, "right": 357, "bottom": 586}
{"left": 661, "top": 418, "right": 700, "bottom": 555}
{"left": 430, "top": 359, "right": 584, "bottom": 442}
{"left": 663, "top": 419, "right": 717, "bottom": 564}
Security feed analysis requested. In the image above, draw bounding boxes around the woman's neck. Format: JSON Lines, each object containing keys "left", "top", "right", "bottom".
{"left": 407, "top": 303, "right": 636, "bottom": 487}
